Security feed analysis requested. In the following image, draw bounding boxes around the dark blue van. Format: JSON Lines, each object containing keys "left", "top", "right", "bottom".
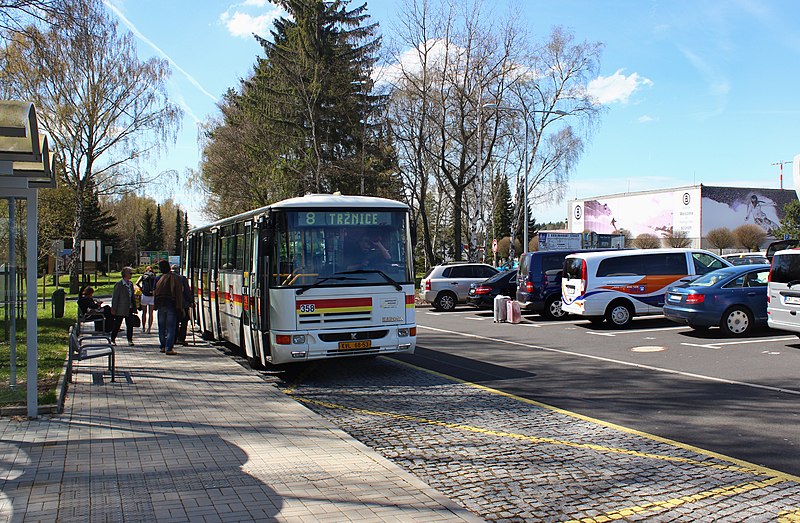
{"left": 516, "top": 249, "right": 596, "bottom": 319}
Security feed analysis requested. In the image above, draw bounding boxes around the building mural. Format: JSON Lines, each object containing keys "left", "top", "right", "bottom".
{"left": 570, "top": 187, "right": 701, "bottom": 238}
{"left": 569, "top": 185, "right": 798, "bottom": 246}
{"left": 701, "top": 186, "right": 795, "bottom": 236}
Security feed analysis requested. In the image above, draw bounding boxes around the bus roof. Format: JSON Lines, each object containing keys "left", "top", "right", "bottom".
{"left": 187, "top": 193, "right": 408, "bottom": 234}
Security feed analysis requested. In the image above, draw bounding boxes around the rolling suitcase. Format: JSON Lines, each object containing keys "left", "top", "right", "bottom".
{"left": 494, "top": 295, "right": 509, "bottom": 322}
{"left": 506, "top": 299, "right": 521, "bottom": 324}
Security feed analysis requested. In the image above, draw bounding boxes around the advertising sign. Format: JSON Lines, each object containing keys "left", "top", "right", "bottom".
{"left": 538, "top": 232, "right": 582, "bottom": 251}
{"left": 139, "top": 250, "right": 169, "bottom": 266}
{"left": 701, "top": 186, "right": 797, "bottom": 238}
{"left": 569, "top": 187, "right": 702, "bottom": 238}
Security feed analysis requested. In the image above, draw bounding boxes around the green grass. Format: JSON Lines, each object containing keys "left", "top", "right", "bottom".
{"left": 0, "top": 301, "right": 75, "bottom": 406}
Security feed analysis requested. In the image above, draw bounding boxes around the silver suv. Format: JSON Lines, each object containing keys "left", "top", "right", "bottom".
{"left": 420, "top": 263, "right": 499, "bottom": 311}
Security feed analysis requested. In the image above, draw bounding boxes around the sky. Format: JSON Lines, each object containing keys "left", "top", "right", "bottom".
{"left": 105, "top": 0, "right": 800, "bottom": 228}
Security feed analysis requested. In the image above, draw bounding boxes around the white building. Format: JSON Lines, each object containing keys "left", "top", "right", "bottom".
{"left": 567, "top": 185, "right": 798, "bottom": 249}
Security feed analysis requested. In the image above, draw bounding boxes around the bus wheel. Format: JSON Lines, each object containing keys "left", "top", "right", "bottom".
{"left": 606, "top": 301, "right": 633, "bottom": 328}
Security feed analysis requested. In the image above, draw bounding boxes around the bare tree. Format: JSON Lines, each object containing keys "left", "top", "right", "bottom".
{"left": 633, "top": 233, "right": 661, "bottom": 249}
{"left": 386, "top": 0, "right": 603, "bottom": 265}
{"left": 705, "top": 227, "right": 735, "bottom": 254}
{"left": 1, "top": 0, "right": 182, "bottom": 291}
{"left": 0, "top": 1, "right": 66, "bottom": 42}
{"left": 664, "top": 230, "right": 691, "bottom": 248}
{"left": 733, "top": 224, "right": 767, "bottom": 252}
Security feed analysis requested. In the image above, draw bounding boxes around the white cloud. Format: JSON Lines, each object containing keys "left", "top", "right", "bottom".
{"left": 219, "top": 2, "right": 282, "bottom": 39}
{"left": 587, "top": 69, "right": 653, "bottom": 105}
{"left": 638, "top": 114, "right": 657, "bottom": 123}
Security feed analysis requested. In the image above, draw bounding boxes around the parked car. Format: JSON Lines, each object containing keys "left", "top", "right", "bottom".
{"left": 722, "top": 252, "right": 769, "bottom": 265}
{"left": 767, "top": 248, "right": 800, "bottom": 335}
{"left": 419, "top": 263, "right": 499, "bottom": 311}
{"left": 467, "top": 269, "right": 517, "bottom": 308}
{"left": 516, "top": 249, "right": 612, "bottom": 320}
{"left": 562, "top": 248, "right": 731, "bottom": 328}
{"left": 663, "top": 264, "right": 770, "bottom": 336}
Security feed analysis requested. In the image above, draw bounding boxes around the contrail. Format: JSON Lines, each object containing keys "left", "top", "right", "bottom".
{"left": 104, "top": 1, "right": 218, "bottom": 103}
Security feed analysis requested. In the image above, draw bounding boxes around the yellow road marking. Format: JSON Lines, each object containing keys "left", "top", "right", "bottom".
{"left": 388, "top": 357, "right": 800, "bottom": 484}
{"left": 292, "top": 395, "right": 768, "bottom": 477}
{"left": 561, "top": 476, "right": 785, "bottom": 523}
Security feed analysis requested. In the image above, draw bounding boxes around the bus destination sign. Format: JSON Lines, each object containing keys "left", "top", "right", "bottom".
{"left": 299, "top": 211, "right": 392, "bottom": 227}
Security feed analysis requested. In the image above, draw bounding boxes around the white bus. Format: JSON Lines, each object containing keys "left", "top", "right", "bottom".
{"left": 185, "top": 194, "right": 416, "bottom": 366}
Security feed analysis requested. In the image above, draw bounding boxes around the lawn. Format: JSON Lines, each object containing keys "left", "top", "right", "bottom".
{"left": 0, "top": 301, "right": 75, "bottom": 407}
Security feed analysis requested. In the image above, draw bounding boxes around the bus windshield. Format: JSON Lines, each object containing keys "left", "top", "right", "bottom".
{"left": 271, "top": 209, "right": 412, "bottom": 288}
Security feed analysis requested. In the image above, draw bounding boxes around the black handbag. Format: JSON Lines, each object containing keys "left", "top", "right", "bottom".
{"left": 129, "top": 313, "right": 141, "bottom": 328}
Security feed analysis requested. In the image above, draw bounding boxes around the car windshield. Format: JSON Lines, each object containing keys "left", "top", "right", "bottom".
{"left": 690, "top": 268, "right": 739, "bottom": 287}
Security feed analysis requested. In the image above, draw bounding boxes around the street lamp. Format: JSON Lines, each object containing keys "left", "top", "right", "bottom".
{"left": 482, "top": 103, "right": 567, "bottom": 254}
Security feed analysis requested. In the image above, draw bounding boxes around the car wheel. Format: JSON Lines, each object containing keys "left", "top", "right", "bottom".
{"left": 720, "top": 306, "right": 752, "bottom": 337}
{"left": 606, "top": 301, "right": 633, "bottom": 328}
{"left": 542, "top": 295, "right": 568, "bottom": 320}
{"left": 434, "top": 292, "right": 457, "bottom": 312}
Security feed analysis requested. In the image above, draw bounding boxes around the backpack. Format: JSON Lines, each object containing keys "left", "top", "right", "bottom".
{"left": 141, "top": 272, "right": 155, "bottom": 296}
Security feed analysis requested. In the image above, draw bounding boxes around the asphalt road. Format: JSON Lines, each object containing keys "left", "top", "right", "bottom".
{"left": 397, "top": 305, "right": 800, "bottom": 476}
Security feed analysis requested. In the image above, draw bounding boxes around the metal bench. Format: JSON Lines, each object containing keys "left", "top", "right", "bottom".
{"left": 68, "top": 324, "right": 115, "bottom": 382}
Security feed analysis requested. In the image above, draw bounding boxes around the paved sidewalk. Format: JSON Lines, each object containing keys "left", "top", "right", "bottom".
{"left": 0, "top": 329, "right": 481, "bottom": 522}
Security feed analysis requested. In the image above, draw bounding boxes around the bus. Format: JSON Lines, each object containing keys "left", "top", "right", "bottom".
{"left": 184, "top": 193, "right": 416, "bottom": 366}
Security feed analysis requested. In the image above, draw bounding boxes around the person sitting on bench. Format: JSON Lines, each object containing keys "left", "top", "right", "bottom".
{"left": 77, "top": 286, "right": 113, "bottom": 332}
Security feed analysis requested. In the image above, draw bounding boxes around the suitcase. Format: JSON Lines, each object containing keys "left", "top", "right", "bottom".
{"left": 494, "top": 295, "right": 509, "bottom": 322}
{"left": 506, "top": 299, "right": 521, "bottom": 324}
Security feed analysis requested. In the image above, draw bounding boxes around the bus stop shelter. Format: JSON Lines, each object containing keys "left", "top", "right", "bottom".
{"left": 0, "top": 101, "right": 57, "bottom": 417}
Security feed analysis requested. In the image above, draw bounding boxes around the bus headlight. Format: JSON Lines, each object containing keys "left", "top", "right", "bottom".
{"left": 292, "top": 334, "right": 306, "bottom": 344}
{"left": 398, "top": 328, "right": 409, "bottom": 337}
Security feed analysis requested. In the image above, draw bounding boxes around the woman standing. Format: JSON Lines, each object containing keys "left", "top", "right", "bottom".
{"left": 135, "top": 266, "right": 157, "bottom": 333}
{"left": 110, "top": 266, "right": 138, "bottom": 346}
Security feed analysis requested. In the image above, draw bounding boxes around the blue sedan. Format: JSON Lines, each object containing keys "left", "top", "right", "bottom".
{"left": 663, "top": 264, "right": 770, "bottom": 336}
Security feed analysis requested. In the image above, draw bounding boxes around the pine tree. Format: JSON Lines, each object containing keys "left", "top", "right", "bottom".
{"left": 246, "top": 0, "right": 391, "bottom": 194}
{"left": 174, "top": 208, "right": 182, "bottom": 254}
{"left": 154, "top": 204, "right": 165, "bottom": 251}
{"left": 140, "top": 207, "right": 155, "bottom": 251}
{"left": 492, "top": 173, "right": 513, "bottom": 241}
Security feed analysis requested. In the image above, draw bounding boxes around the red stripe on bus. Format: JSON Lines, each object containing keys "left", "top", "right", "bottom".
{"left": 296, "top": 297, "right": 371, "bottom": 309}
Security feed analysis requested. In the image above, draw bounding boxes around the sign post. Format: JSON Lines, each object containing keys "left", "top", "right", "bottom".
{"left": 105, "top": 245, "right": 113, "bottom": 285}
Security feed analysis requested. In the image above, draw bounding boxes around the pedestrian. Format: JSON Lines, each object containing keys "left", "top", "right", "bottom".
{"left": 173, "top": 265, "right": 193, "bottom": 346}
{"left": 110, "top": 266, "right": 138, "bottom": 346}
{"left": 153, "top": 260, "right": 183, "bottom": 355}
{"left": 135, "top": 265, "right": 157, "bottom": 333}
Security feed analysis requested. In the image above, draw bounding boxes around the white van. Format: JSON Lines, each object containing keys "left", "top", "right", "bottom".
{"left": 767, "top": 248, "right": 800, "bottom": 335}
{"left": 561, "top": 248, "right": 731, "bottom": 328}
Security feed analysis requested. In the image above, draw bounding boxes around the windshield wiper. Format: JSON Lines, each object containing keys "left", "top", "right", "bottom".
{"left": 339, "top": 270, "right": 402, "bottom": 291}
{"left": 295, "top": 276, "right": 362, "bottom": 296}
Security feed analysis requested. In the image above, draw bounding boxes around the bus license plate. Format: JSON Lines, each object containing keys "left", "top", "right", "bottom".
{"left": 786, "top": 296, "right": 800, "bottom": 305}
{"left": 339, "top": 340, "right": 371, "bottom": 350}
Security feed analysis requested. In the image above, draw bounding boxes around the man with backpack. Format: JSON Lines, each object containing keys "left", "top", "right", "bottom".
{"left": 135, "top": 266, "right": 156, "bottom": 334}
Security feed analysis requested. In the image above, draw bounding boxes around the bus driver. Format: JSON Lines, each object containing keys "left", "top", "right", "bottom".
{"left": 347, "top": 235, "right": 391, "bottom": 270}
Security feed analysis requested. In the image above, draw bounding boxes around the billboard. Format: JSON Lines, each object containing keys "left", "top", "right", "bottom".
{"left": 701, "top": 186, "right": 797, "bottom": 237}
{"left": 569, "top": 187, "right": 702, "bottom": 238}
{"left": 538, "top": 232, "right": 582, "bottom": 251}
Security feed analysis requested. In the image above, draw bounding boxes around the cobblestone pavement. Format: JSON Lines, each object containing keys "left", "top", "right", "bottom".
{"left": 275, "top": 356, "right": 800, "bottom": 523}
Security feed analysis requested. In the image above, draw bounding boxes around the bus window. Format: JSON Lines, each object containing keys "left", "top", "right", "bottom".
{"left": 270, "top": 209, "right": 412, "bottom": 288}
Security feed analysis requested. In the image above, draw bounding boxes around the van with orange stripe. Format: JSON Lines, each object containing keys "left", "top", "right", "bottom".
{"left": 561, "top": 248, "right": 731, "bottom": 328}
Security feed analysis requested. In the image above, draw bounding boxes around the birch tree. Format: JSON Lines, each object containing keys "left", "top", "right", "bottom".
{"left": 1, "top": 0, "right": 182, "bottom": 291}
